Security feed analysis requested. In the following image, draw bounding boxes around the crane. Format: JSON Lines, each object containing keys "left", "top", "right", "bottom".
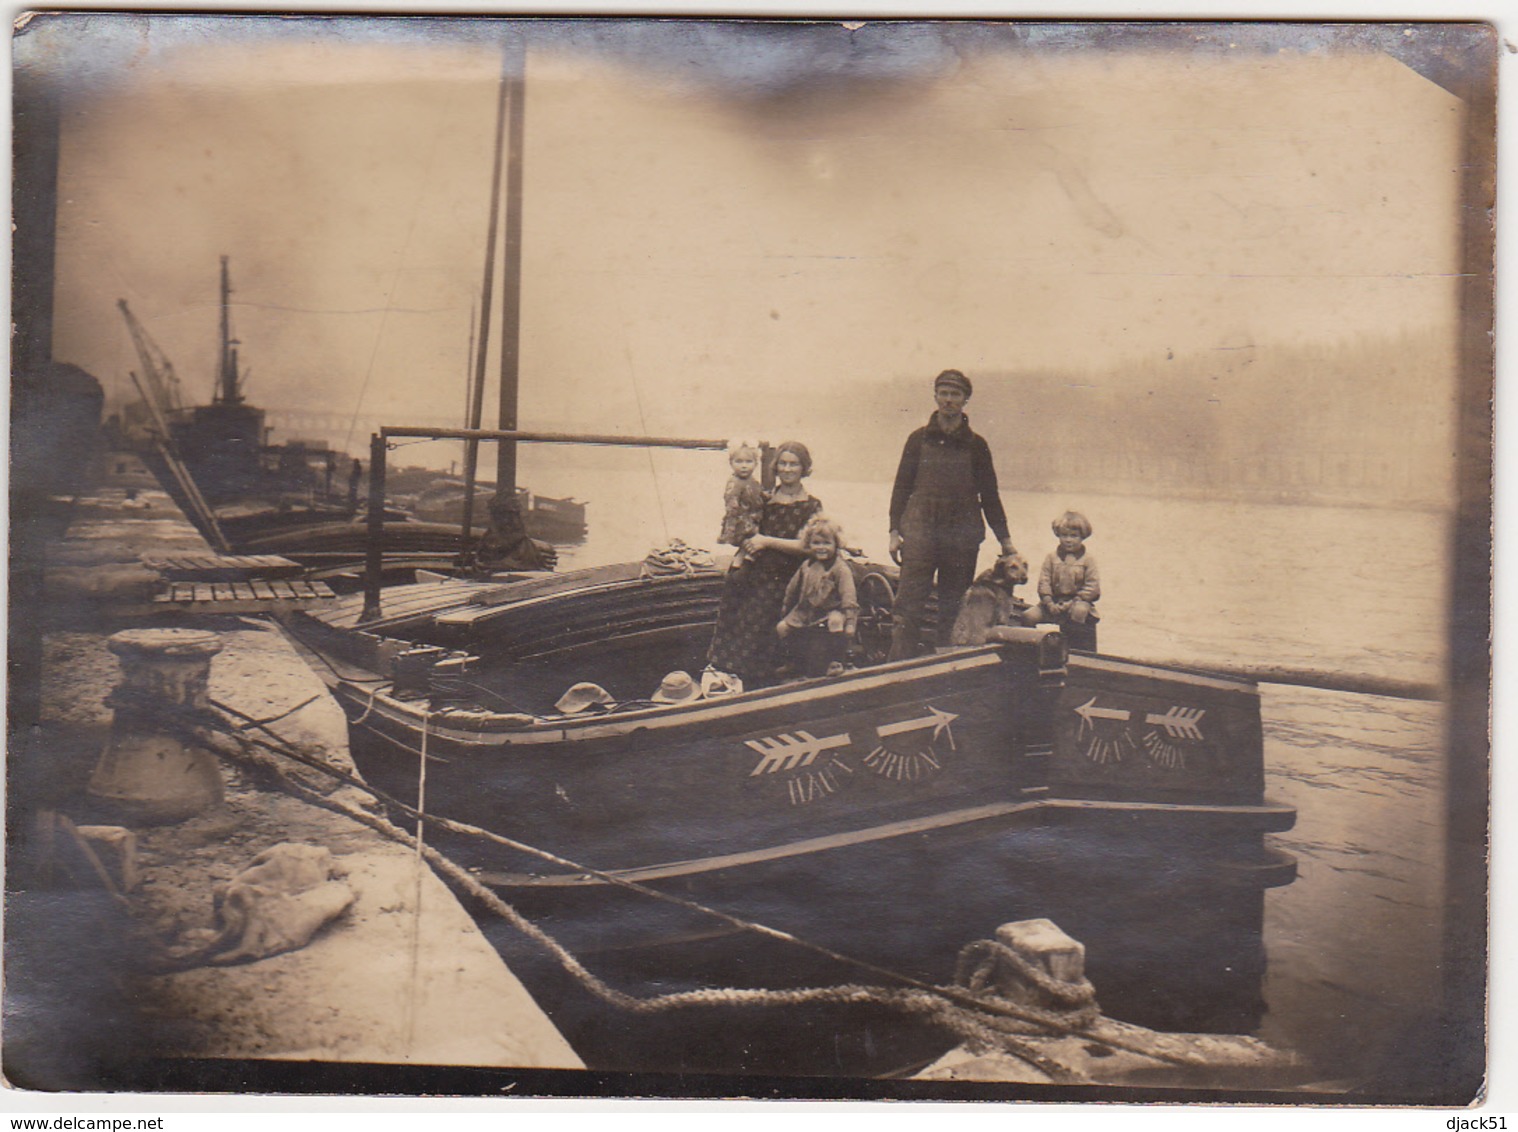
{"left": 117, "top": 298, "right": 230, "bottom": 552}
{"left": 117, "top": 298, "right": 186, "bottom": 423}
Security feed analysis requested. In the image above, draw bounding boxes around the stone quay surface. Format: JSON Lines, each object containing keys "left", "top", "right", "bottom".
{"left": 7, "top": 483, "right": 581, "bottom": 1092}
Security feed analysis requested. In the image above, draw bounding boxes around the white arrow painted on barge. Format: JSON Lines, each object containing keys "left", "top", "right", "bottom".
{"left": 876, "top": 705, "right": 959, "bottom": 748}
{"left": 1075, "top": 697, "right": 1130, "bottom": 731}
{"left": 1075, "top": 697, "right": 1206, "bottom": 743}
{"left": 1144, "top": 706, "right": 1206, "bottom": 741}
{"left": 746, "top": 730, "right": 852, "bottom": 776}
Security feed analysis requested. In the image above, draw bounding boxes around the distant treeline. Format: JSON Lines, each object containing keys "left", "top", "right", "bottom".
{"left": 860, "top": 331, "right": 1458, "bottom": 511}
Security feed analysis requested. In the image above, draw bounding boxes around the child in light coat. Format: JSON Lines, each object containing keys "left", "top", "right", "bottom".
{"left": 1036, "top": 510, "right": 1100, "bottom": 652}
{"left": 776, "top": 515, "right": 858, "bottom": 676}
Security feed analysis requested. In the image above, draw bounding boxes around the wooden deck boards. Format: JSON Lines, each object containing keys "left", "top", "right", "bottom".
{"left": 141, "top": 553, "right": 304, "bottom": 581}
{"left": 153, "top": 577, "right": 337, "bottom": 612}
{"left": 313, "top": 579, "right": 489, "bottom": 631}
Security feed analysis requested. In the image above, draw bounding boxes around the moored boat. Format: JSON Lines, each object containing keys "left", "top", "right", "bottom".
{"left": 268, "top": 32, "right": 1296, "bottom": 1071}
{"left": 280, "top": 542, "right": 1296, "bottom": 1074}
{"left": 400, "top": 477, "right": 587, "bottom": 544}
{"left": 120, "top": 260, "right": 585, "bottom": 568}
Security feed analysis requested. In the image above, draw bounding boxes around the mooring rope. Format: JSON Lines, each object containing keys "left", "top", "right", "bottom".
{"left": 349, "top": 688, "right": 379, "bottom": 727}
{"left": 203, "top": 688, "right": 1209, "bottom": 1069}
{"left": 125, "top": 687, "right": 1207, "bottom": 1075}
{"left": 231, "top": 693, "right": 323, "bottom": 732}
{"left": 954, "top": 938, "right": 1100, "bottom": 1028}
{"left": 402, "top": 710, "right": 431, "bottom": 1053}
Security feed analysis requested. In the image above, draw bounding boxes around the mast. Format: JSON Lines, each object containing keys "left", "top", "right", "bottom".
{"left": 459, "top": 48, "right": 514, "bottom": 545}
{"left": 495, "top": 35, "right": 526, "bottom": 496}
{"left": 463, "top": 301, "right": 477, "bottom": 434}
{"left": 216, "top": 254, "right": 242, "bottom": 405}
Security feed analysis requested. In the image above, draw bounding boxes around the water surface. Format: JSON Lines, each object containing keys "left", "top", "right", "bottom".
{"left": 514, "top": 451, "right": 1452, "bottom": 1081}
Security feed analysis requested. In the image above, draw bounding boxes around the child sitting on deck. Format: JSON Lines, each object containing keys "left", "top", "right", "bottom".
{"left": 1034, "top": 510, "right": 1100, "bottom": 652}
{"left": 718, "top": 442, "right": 766, "bottom": 569}
{"left": 775, "top": 515, "right": 858, "bottom": 677}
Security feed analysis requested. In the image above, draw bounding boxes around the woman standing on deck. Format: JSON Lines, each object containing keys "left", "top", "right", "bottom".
{"left": 706, "top": 441, "right": 823, "bottom": 686}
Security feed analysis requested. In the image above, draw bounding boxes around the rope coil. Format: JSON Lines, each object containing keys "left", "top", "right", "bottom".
{"left": 953, "top": 938, "right": 1101, "bottom": 1034}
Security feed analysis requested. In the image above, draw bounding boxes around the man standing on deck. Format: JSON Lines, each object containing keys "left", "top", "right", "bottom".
{"left": 887, "top": 369, "right": 1018, "bottom": 660}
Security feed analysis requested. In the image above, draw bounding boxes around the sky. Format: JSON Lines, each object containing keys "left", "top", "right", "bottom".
{"left": 24, "top": 15, "right": 1465, "bottom": 460}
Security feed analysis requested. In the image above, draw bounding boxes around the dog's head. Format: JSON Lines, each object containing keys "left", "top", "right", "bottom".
{"left": 976, "top": 553, "right": 1029, "bottom": 591}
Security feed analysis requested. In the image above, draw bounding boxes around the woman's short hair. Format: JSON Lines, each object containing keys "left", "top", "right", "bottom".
{"left": 799, "top": 513, "right": 845, "bottom": 550}
{"left": 775, "top": 440, "right": 813, "bottom": 477}
{"left": 1052, "top": 510, "right": 1093, "bottom": 538}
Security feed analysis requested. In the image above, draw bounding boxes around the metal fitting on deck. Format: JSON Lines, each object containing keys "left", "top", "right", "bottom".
{"left": 391, "top": 645, "right": 446, "bottom": 698}
{"left": 390, "top": 644, "right": 475, "bottom": 702}
{"left": 87, "top": 627, "right": 225, "bottom": 824}
{"left": 986, "top": 624, "right": 1069, "bottom": 673}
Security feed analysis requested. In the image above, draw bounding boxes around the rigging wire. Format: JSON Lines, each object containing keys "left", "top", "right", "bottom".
{"left": 284, "top": 634, "right": 390, "bottom": 686}
{"left": 340, "top": 100, "right": 455, "bottom": 458}
{"left": 231, "top": 301, "right": 458, "bottom": 316}
{"left": 447, "top": 677, "right": 537, "bottom": 715}
{"left": 616, "top": 291, "right": 672, "bottom": 545}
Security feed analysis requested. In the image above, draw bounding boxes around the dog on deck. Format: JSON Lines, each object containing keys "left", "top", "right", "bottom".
{"left": 949, "top": 553, "right": 1032, "bottom": 647}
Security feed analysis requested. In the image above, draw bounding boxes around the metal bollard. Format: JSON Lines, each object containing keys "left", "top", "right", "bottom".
{"left": 988, "top": 918, "right": 1090, "bottom": 1012}
{"left": 87, "top": 628, "right": 225, "bottom": 825}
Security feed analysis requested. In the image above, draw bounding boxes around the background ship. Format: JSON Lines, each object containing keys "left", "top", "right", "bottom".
{"left": 117, "top": 257, "right": 585, "bottom": 568}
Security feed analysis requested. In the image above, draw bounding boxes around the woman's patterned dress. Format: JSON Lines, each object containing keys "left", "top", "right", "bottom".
{"left": 706, "top": 493, "right": 823, "bottom": 683}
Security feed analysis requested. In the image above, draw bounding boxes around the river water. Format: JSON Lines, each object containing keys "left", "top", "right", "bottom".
{"left": 508, "top": 446, "right": 1451, "bottom": 1083}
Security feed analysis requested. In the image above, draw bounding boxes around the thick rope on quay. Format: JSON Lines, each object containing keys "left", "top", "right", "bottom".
{"left": 203, "top": 721, "right": 1088, "bottom": 1078}
{"left": 113, "top": 684, "right": 1206, "bottom": 1076}
{"left": 954, "top": 938, "right": 1100, "bottom": 1025}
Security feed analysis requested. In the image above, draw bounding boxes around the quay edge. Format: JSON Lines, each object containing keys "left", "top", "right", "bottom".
{"left": 5, "top": 484, "right": 581, "bottom": 1091}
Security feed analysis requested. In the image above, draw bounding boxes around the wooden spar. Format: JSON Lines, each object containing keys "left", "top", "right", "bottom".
{"left": 360, "top": 432, "right": 388, "bottom": 622}
{"left": 460, "top": 50, "right": 514, "bottom": 549}
{"left": 358, "top": 427, "right": 728, "bottom": 622}
{"left": 1139, "top": 661, "right": 1442, "bottom": 703}
{"left": 496, "top": 35, "right": 526, "bottom": 498}
{"left": 461, "top": 302, "right": 477, "bottom": 443}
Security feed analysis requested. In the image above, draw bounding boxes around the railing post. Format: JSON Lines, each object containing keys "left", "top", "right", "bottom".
{"left": 360, "top": 432, "right": 386, "bottom": 622}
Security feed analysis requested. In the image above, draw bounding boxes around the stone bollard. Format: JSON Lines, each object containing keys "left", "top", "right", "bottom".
{"left": 87, "top": 628, "right": 225, "bottom": 825}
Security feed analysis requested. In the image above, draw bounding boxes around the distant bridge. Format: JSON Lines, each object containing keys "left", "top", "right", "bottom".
{"left": 263, "top": 409, "right": 464, "bottom": 442}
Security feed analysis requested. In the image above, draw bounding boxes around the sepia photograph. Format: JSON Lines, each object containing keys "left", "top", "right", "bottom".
{"left": 6, "top": 11, "right": 1494, "bottom": 1107}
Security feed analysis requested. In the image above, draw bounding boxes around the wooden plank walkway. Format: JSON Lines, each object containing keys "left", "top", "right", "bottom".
{"left": 154, "top": 577, "right": 338, "bottom": 613}
{"left": 140, "top": 553, "right": 303, "bottom": 580}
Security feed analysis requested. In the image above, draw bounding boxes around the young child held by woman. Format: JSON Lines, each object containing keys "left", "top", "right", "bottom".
{"left": 1036, "top": 510, "right": 1100, "bottom": 652}
{"left": 775, "top": 515, "right": 859, "bottom": 677}
{"left": 719, "top": 442, "right": 766, "bottom": 568}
